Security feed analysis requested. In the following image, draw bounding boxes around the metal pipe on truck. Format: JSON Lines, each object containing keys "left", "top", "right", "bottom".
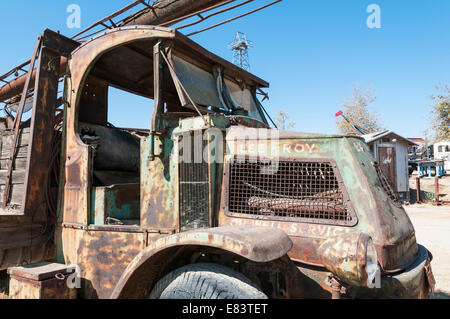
{"left": 0, "top": 0, "right": 230, "bottom": 103}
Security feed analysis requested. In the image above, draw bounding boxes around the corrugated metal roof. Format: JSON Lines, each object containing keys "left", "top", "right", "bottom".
{"left": 363, "top": 130, "right": 418, "bottom": 146}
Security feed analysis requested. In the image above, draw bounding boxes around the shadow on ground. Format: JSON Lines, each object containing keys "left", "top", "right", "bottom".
{"left": 409, "top": 188, "right": 437, "bottom": 204}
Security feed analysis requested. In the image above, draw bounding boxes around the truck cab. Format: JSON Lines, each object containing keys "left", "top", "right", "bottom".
{"left": 0, "top": 26, "right": 434, "bottom": 299}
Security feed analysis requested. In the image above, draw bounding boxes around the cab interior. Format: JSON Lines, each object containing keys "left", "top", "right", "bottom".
{"left": 76, "top": 37, "right": 268, "bottom": 226}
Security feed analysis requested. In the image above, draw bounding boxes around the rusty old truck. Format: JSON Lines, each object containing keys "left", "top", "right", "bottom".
{"left": 0, "top": 26, "right": 435, "bottom": 299}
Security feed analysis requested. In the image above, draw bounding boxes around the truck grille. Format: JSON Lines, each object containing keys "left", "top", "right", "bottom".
{"left": 179, "top": 162, "right": 210, "bottom": 231}
{"left": 227, "top": 158, "right": 355, "bottom": 225}
{"left": 178, "top": 131, "right": 211, "bottom": 232}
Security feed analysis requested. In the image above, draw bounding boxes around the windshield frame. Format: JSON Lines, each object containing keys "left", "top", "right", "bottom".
{"left": 166, "top": 47, "right": 269, "bottom": 125}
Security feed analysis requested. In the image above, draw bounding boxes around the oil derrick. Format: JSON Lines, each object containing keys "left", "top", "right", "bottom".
{"left": 228, "top": 32, "right": 253, "bottom": 70}
{"left": 1, "top": 0, "right": 284, "bottom": 103}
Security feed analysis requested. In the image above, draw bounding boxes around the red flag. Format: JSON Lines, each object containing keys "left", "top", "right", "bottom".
{"left": 335, "top": 110, "right": 343, "bottom": 117}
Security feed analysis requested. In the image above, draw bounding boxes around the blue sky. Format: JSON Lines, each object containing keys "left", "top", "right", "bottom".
{"left": 0, "top": 0, "right": 449, "bottom": 137}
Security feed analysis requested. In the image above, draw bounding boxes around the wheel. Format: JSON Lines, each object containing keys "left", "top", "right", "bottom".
{"left": 149, "top": 263, "right": 268, "bottom": 299}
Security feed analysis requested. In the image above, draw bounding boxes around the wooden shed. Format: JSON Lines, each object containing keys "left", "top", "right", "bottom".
{"left": 363, "top": 130, "right": 417, "bottom": 202}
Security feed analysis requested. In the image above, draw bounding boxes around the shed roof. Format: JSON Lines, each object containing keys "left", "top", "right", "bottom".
{"left": 363, "top": 130, "right": 418, "bottom": 146}
{"left": 409, "top": 138, "right": 426, "bottom": 144}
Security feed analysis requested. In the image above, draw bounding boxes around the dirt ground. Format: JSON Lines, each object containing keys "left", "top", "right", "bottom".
{"left": 405, "top": 204, "right": 450, "bottom": 298}
{"left": 409, "top": 173, "right": 450, "bottom": 202}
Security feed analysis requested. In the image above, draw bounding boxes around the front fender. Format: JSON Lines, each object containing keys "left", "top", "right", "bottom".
{"left": 110, "top": 226, "right": 292, "bottom": 299}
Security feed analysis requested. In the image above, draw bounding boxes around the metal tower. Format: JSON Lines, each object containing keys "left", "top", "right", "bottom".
{"left": 228, "top": 32, "right": 253, "bottom": 70}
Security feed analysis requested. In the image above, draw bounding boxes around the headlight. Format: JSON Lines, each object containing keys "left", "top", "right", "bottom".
{"left": 317, "top": 232, "right": 380, "bottom": 287}
{"left": 365, "top": 238, "right": 380, "bottom": 288}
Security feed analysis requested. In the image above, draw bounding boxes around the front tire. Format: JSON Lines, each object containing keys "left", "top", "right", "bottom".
{"left": 149, "top": 263, "right": 268, "bottom": 299}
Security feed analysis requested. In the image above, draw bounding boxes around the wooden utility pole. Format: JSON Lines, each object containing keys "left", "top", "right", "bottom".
{"left": 416, "top": 177, "right": 421, "bottom": 204}
{"left": 435, "top": 177, "right": 440, "bottom": 206}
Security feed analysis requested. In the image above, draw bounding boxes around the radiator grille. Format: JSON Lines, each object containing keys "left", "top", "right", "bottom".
{"left": 178, "top": 131, "right": 211, "bottom": 232}
{"left": 179, "top": 162, "right": 210, "bottom": 231}
{"left": 227, "top": 158, "right": 354, "bottom": 224}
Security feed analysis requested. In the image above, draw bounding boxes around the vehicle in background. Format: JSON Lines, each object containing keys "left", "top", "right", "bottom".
{"left": 433, "top": 141, "right": 450, "bottom": 173}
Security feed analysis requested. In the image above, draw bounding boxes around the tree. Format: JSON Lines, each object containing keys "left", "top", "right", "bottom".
{"left": 430, "top": 84, "right": 450, "bottom": 142}
{"left": 273, "top": 110, "right": 295, "bottom": 130}
{"left": 336, "top": 85, "right": 382, "bottom": 135}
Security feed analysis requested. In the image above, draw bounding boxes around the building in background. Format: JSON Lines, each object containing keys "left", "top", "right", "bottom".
{"left": 408, "top": 138, "right": 426, "bottom": 153}
{"left": 407, "top": 137, "right": 433, "bottom": 174}
{"left": 363, "top": 130, "right": 417, "bottom": 202}
{"left": 433, "top": 141, "right": 450, "bottom": 172}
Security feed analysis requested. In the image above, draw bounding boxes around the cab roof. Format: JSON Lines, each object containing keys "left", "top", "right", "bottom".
{"left": 73, "top": 26, "right": 269, "bottom": 97}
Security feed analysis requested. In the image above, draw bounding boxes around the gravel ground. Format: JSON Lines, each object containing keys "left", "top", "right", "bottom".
{"left": 405, "top": 204, "right": 450, "bottom": 298}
